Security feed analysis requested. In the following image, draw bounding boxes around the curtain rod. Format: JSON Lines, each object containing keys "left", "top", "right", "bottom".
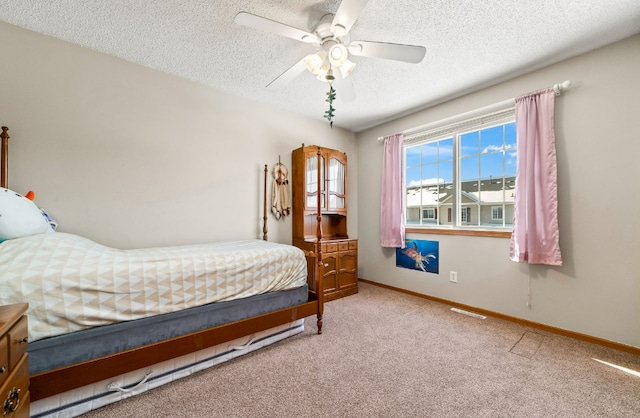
{"left": 377, "top": 80, "right": 573, "bottom": 141}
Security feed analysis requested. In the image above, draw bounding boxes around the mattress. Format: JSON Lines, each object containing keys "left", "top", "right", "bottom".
{"left": 0, "top": 233, "right": 307, "bottom": 342}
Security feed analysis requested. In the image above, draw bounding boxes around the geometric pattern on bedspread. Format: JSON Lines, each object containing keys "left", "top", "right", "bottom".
{"left": 0, "top": 233, "right": 307, "bottom": 342}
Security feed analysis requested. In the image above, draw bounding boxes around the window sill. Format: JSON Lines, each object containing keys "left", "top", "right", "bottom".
{"left": 405, "top": 227, "right": 512, "bottom": 238}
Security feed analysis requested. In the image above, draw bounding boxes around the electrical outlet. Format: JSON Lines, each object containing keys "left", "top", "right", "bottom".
{"left": 450, "top": 271, "right": 458, "bottom": 283}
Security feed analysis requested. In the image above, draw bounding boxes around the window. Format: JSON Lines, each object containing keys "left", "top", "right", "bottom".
{"left": 460, "top": 206, "right": 469, "bottom": 222}
{"left": 422, "top": 208, "right": 436, "bottom": 222}
{"left": 491, "top": 206, "right": 503, "bottom": 220}
{"left": 404, "top": 108, "right": 516, "bottom": 231}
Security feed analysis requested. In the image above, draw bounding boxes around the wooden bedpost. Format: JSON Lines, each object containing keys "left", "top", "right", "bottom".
{"left": 263, "top": 164, "right": 268, "bottom": 241}
{"left": 1, "top": 126, "right": 8, "bottom": 189}
{"left": 315, "top": 147, "right": 324, "bottom": 334}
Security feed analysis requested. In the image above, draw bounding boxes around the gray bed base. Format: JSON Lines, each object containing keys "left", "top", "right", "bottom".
{"left": 28, "top": 285, "right": 308, "bottom": 375}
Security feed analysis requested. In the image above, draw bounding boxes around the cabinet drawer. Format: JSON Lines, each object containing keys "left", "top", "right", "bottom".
{"left": 349, "top": 240, "right": 358, "bottom": 249}
{"left": 0, "top": 354, "right": 29, "bottom": 418}
{"left": 7, "top": 317, "right": 27, "bottom": 371}
{"left": 338, "top": 242, "right": 349, "bottom": 251}
{"left": 324, "top": 243, "right": 338, "bottom": 253}
{"left": 0, "top": 336, "right": 7, "bottom": 388}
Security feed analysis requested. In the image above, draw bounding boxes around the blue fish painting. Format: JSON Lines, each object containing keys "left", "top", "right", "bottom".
{"left": 396, "top": 239, "right": 439, "bottom": 274}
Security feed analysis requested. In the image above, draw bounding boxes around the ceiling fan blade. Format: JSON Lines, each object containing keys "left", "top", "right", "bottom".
{"left": 234, "top": 12, "right": 318, "bottom": 43}
{"left": 266, "top": 58, "right": 308, "bottom": 91}
{"left": 349, "top": 41, "right": 426, "bottom": 64}
{"left": 333, "top": 72, "right": 356, "bottom": 103}
{"left": 332, "top": 0, "right": 369, "bottom": 35}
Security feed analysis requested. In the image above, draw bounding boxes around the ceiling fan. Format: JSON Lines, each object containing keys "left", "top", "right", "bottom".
{"left": 234, "top": 0, "right": 426, "bottom": 102}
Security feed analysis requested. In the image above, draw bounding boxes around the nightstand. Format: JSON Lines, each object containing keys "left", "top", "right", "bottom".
{"left": 1, "top": 303, "right": 29, "bottom": 418}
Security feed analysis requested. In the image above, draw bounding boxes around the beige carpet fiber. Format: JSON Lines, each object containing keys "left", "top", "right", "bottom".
{"left": 83, "top": 282, "right": 640, "bottom": 417}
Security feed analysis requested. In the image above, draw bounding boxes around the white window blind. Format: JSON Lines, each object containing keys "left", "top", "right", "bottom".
{"left": 403, "top": 107, "right": 515, "bottom": 146}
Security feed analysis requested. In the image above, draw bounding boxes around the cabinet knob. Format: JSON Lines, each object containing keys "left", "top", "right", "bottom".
{"left": 324, "top": 263, "right": 329, "bottom": 267}
{"left": 19, "top": 337, "right": 28, "bottom": 344}
{"left": 0, "top": 366, "right": 5, "bottom": 374}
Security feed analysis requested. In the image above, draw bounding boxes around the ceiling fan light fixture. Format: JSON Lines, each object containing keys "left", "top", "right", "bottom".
{"left": 314, "top": 59, "right": 331, "bottom": 80}
{"left": 328, "top": 43, "right": 348, "bottom": 67}
{"left": 304, "top": 50, "right": 327, "bottom": 75}
{"left": 339, "top": 59, "right": 356, "bottom": 78}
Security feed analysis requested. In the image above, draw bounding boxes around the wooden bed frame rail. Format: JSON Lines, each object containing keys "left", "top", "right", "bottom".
{"left": 30, "top": 300, "right": 320, "bottom": 400}
{"left": 0, "top": 126, "right": 325, "bottom": 401}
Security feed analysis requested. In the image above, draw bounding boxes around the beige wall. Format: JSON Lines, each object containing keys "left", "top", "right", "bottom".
{"left": 0, "top": 21, "right": 357, "bottom": 249}
{"left": 357, "top": 35, "right": 640, "bottom": 348}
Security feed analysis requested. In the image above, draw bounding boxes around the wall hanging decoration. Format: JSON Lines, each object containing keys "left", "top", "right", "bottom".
{"left": 324, "top": 84, "right": 336, "bottom": 127}
{"left": 271, "top": 160, "right": 291, "bottom": 219}
{"left": 396, "top": 239, "right": 439, "bottom": 274}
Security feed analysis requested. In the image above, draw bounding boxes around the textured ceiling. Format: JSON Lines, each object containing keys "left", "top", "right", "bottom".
{"left": 1, "top": 1, "right": 639, "bottom": 132}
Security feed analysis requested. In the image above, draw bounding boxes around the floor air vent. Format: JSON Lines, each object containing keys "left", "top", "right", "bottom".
{"left": 450, "top": 307, "right": 486, "bottom": 319}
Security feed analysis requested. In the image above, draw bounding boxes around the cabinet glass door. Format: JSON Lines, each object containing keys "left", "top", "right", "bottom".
{"left": 306, "top": 154, "right": 325, "bottom": 208}
{"left": 327, "top": 157, "right": 345, "bottom": 209}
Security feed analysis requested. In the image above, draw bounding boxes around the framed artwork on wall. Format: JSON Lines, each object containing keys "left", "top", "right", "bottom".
{"left": 396, "top": 239, "right": 439, "bottom": 274}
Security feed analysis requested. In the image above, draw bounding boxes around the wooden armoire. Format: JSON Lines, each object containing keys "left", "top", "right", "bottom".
{"left": 292, "top": 145, "right": 358, "bottom": 302}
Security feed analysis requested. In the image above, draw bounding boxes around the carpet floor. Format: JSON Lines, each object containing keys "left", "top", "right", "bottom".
{"left": 83, "top": 281, "right": 640, "bottom": 417}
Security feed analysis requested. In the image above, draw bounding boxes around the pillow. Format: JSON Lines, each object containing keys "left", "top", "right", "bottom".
{"left": 0, "top": 188, "right": 53, "bottom": 241}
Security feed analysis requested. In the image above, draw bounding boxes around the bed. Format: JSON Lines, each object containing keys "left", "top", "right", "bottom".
{"left": 0, "top": 125, "right": 326, "bottom": 416}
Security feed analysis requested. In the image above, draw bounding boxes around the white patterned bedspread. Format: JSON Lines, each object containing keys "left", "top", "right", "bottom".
{"left": 0, "top": 233, "right": 307, "bottom": 342}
